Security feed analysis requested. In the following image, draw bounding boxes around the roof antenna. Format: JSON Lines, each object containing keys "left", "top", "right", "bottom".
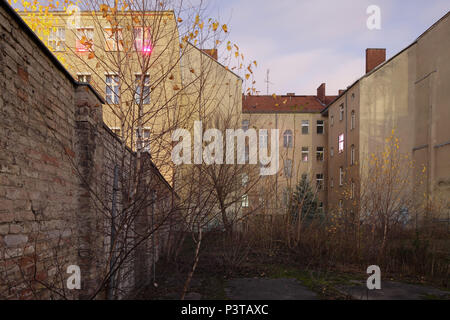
{"left": 264, "top": 69, "right": 273, "bottom": 95}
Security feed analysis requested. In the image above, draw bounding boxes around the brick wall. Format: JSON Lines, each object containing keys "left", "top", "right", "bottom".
{"left": 0, "top": 2, "right": 177, "bottom": 299}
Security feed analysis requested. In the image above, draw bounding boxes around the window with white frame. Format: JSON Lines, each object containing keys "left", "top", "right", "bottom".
{"left": 351, "top": 110, "right": 356, "bottom": 130}
{"left": 76, "top": 28, "right": 94, "bottom": 52}
{"left": 242, "top": 173, "right": 249, "bottom": 187}
{"left": 351, "top": 144, "right": 355, "bottom": 165}
{"left": 242, "top": 194, "right": 249, "bottom": 208}
{"left": 284, "top": 159, "right": 293, "bottom": 178}
{"left": 134, "top": 27, "right": 152, "bottom": 53}
{"left": 316, "top": 120, "right": 324, "bottom": 135}
{"left": 105, "top": 75, "right": 119, "bottom": 104}
{"left": 302, "top": 147, "right": 309, "bottom": 162}
{"left": 339, "top": 134, "right": 345, "bottom": 153}
{"left": 339, "top": 167, "right": 344, "bottom": 186}
{"left": 339, "top": 104, "right": 344, "bottom": 121}
{"left": 284, "top": 130, "right": 293, "bottom": 148}
{"left": 316, "top": 174, "right": 324, "bottom": 190}
{"left": 301, "top": 120, "right": 309, "bottom": 135}
{"left": 259, "top": 130, "right": 268, "bottom": 149}
{"left": 135, "top": 74, "right": 151, "bottom": 104}
{"left": 135, "top": 128, "right": 151, "bottom": 152}
{"left": 242, "top": 120, "right": 249, "bottom": 131}
{"left": 78, "top": 74, "right": 91, "bottom": 84}
{"left": 316, "top": 147, "right": 324, "bottom": 162}
{"left": 104, "top": 28, "right": 123, "bottom": 51}
{"left": 48, "top": 27, "right": 65, "bottom": 51}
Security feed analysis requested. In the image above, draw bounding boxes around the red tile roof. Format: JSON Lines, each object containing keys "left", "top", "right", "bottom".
{"left": 243, "top": 95, "right": 337, "bottom": 114}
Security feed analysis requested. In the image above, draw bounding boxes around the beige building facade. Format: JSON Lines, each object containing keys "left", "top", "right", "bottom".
{"left": 242, "top": 87, "right": 336, "bottom": 215}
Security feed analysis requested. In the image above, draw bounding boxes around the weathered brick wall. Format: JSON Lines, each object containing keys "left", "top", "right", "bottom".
{"left": 0, "top": 3, "right": 177, "bottom": 300}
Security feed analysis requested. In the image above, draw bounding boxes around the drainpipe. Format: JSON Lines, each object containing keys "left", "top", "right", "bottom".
{"left": 152, "top": 190, "right": 157, "bottom": 286}
{"left": 108, "top": 165, "right": 119, "bottom": 300}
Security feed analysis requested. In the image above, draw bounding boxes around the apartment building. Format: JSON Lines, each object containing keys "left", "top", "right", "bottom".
{"left": 19, "top": 10, "right": 236, "bottom": 184}
{"left": 323, "top": 11, "right": 450, "bottom": 221}
{"left": 242, "top": 85, "right": 336, "bottom": 215}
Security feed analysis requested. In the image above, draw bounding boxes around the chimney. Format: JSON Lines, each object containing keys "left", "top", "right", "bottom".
{"left": 366, "top": 48, "right": 386, "bottom": 73}
{"left": 339, "top": 89, "right": 345, "bottom": 96}
{"left": 286, "top": 93, "right": 295, "bottom": 96}
{"left": 201, "top": 49, "right": 218, "bottom": 61}
{"left": 317, "top": 83, "right": 326, "bottom": 103}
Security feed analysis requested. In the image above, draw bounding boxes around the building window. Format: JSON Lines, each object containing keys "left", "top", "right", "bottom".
{"left": 242, "top": 194, "right": 249, "bottom": 208}
{"left": 136, "top": 128, "right": 151, "bottom": 152}
{"left": 284, "top": 159, "right": 293, "bottom": 178}
{"left": 318, "top": 202, "right": 324, "bottom": 213}
{"left": 104, "top": 28, "right": 123, "bottom": 51}
{"left": 330, "top": 115, "right": 334, "bottom": 127}
{"left": 301, "top": 147, "right": 309, "bottom": 162}
{"left": 339, "top": 104, "right": 344, "bottom": 121}
{"left": 48, "top": 27, "right": 65, "bottom": 51}
{"left": 339, "top": 167, "right": 344, "bottom": 186}
{"left": 330, "top": 147, "right": 334, "bottom": 157}
{"left": 242, "top": 173, "right": 249, "bottom": 187}
{"left": 259, "top": 130, "right": 268, "bottom": 149}
{"left": 284, "top": 130, "right": 293, "bottom": 148}
{"left": 76, "top": 28, "right": 94, "bottom": 52}
{"left": 111, "top": 127, "right": 121, "bottom": 136}
{"left": 245, "top": 145, "right": 250, "bottom": 163}
{"left": 317, "top": 120, "right": 324, "bottom": 135}
{"left": 78, "top": 74, "right": 91, "bottom": 84}
{"left": 134, "top": 27, "right": 152, "bottom": 53}
{"left": 135, "top": 74, "right": 151, "bottom": 104}
{"left": 106, "top": 75, "right": 120, "bottom": 104}
{"left": 283, "top": 188, "right": 291, "bottom": 208}
{"left": 351, "top": 145, "right": 355, "bottom": 165}
{"left": 351, "top": 110, "right": 356, "bottom": 130}
{"left": 316, "top": 147, "right": 324, "bottom": 162}
{"left": 242, "top": 120, "right": 249, "bottom": 131}
{"left": 316, "top": 174, "right": 324, "bottom": 191}
{"left": 330, "top": 178, "right": 334, "bottom": 188}
{"left": 339, "top": 134, "right": 345, "bottom": 153}
{"left": 301, "top": 120, "right": 309, "bottom": 135}
{"left": 351, "top": 180, "right": 355, "bottom": 199}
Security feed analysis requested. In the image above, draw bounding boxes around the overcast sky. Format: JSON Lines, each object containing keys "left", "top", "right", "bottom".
{"left": 206, "top": 0, "right": 449, "bottom": 96}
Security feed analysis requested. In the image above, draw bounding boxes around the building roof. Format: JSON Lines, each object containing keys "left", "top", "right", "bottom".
{"left": 243, "top": 94, "right": 337, "bottom": 114}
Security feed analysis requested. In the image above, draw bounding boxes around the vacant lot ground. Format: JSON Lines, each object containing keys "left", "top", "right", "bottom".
{"left": 137, "top": 232, "right": 449, "bottom": 300}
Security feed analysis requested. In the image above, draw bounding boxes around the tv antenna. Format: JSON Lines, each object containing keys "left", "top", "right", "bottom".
{"left": 264, "top": 69, "right": 274, "bottom": 95}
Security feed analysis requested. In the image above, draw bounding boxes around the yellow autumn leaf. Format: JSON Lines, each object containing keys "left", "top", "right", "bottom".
{"left": 222, "top": 24, "right": 228, "bottom": 33}
{"left": 245, "top": 74, "right": 250, "bottom": 80}
{"left": 178, "top": 17, "right": 183, "bottom": 23}
{"left": 88, "top": 52, "right": 95, "bottom": 59}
